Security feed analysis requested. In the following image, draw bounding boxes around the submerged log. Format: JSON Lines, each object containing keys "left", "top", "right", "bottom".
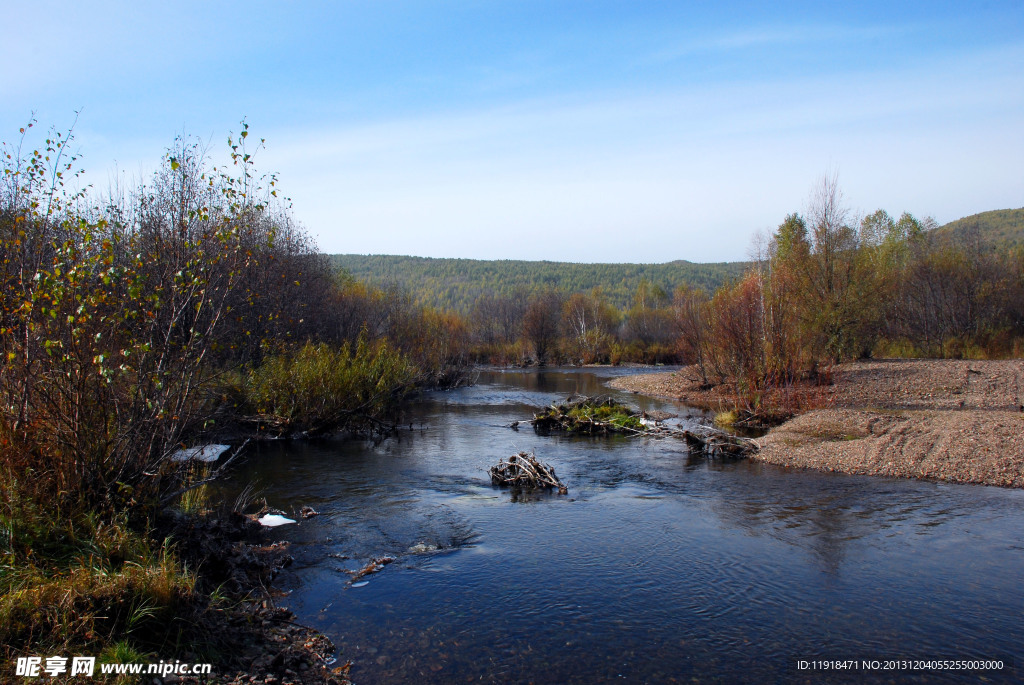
{"left": 676, "top": 426, "right": 756, "bottom": 458}
{"left": 489, "top": 451, "right": 568, "bottom": 494}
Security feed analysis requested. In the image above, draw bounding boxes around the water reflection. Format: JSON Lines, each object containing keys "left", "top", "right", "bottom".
{"left": 218, "top": 367, "right": 1024, "bottom": 683}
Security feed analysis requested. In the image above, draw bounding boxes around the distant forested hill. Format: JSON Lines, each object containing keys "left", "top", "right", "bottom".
{"left": 934, "top": 208, "right": 1024, "bottom": 249}
{"left": 329, "top": 255, "right": 747, "bottom": 313}
{"left": 328, "top": 209, "right": 1020, "bottom": 314}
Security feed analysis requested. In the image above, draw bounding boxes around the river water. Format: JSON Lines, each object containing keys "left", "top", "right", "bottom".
{"left": 219, "top": 368, "right": 1023, "bottom": 683}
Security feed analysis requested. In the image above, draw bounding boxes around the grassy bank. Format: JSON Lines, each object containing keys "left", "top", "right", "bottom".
{"left": 0, "top": 503, "right": 195, "bottom": 661}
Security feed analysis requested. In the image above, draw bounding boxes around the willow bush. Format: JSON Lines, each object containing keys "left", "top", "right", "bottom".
{"left": 0, "top": 119, "right": 318, "bottom": 657}
{"left": 0, "top": 120, "right": 303, "bottom": 515}
{"left": 243, "top": 339, "right": 416, "bottom": 436}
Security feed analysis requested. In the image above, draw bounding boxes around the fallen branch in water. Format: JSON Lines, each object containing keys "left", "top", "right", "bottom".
{"left": 489, "top": 451, "right": 568, "bottom": 494}
{"left": 160, "top": 439, "right": 251, "bottom": 505}
{"left": 622, "top": 415, "right": 757, "bottom": 457}
{"left": 350, "top": 556, "right": 395, "bottom": 582}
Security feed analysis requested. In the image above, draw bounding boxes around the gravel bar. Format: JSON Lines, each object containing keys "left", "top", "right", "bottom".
{"left": 610, "top": 359, "right": 1024, "bottom": 488}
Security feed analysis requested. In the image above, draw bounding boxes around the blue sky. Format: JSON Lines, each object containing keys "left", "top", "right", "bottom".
{"left": 3, "top": 1, "right": 1022, "bottom": 262}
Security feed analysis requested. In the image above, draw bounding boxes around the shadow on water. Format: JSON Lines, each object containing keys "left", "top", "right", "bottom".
{"left": 217, "top": 367, "right": 1024, "bottom": 684}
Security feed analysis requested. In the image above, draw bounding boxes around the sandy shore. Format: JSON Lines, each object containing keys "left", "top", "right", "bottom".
{"left": 610, "top": 359, "right": 1024, "bottom": 488}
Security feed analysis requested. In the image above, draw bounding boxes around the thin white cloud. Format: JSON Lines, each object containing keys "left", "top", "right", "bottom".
{"left": 260, "top": 43, "right": 1023, "bottom": 261}
{"left": 645, "top": 23, "right": 911, "bottom": 63}
{"left": 7, "top": 6, "right": 1020, "bottom": 263}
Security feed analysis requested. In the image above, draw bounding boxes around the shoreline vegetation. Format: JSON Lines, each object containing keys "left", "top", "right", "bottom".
{"left": 3, "top": 114, "right": 1022, "bottom": 684}
{"left": 610, "top": 359, "right": 1024, "bottom": 488}
{"left": 0, "top": 122, "right": 448, "bottom": 683}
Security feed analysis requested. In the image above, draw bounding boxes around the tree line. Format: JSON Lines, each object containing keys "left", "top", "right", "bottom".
{"left": 674, "top": 175, "right": 1024, "bottom": 409}
{"left": 370, "top": 183, "right": 1023, "bottom": 373}
{"left": 332, "top": 203, "right": 1024, "bottom": 376}
{"left": 932, "top": 207, "right": 1024, "bottom": 250}
{"left": 331, "top": 254, "right": 746, "bottom": 313}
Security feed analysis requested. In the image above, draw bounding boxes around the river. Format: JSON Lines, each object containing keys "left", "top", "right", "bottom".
{"left": 219, "top": 368, "right": 1023, "bottom": 683}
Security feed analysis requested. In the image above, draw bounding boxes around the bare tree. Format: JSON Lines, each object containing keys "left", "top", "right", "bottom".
{"left": 673, "top": 285, "right": 711, "bottom": 385}
{"left": 806, "top": 171, "right": 856, "bottom": 301}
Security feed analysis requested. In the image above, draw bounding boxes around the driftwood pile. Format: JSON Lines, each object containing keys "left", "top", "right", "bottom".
{"left": 489, "top": 451, "right": 568, "bottom": 494}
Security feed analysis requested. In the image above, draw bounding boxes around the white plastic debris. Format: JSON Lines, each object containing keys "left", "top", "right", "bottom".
{"left": 258, "top": 513, "right": 296, "bottom": 527}
{"left": 351, "top": 581, "right": 369, "bottom": 588}
{"left": 170, "top": 444, "right": 231, "bottom": 463}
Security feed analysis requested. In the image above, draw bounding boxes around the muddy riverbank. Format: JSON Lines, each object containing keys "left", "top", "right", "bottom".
{"left": 165, "top": 512, "right": 351, "bottom": 685}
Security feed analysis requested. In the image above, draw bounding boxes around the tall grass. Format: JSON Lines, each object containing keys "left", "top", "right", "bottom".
{"left": 243, "top": 338, "right": 416, "bottom": 436}
{"left": 0, "top": 485, "right": 198, "bottom": 658}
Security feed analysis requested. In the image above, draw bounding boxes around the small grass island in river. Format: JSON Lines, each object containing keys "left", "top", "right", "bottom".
{"left": 610, "top": 358, "right": 1024, "bottom": 488}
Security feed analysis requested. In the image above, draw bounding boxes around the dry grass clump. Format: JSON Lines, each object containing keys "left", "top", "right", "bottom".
{"left": 0, "top": 499, "right": 199, "bottom": 659}
{"left": 242, "top": 339, "right": 415, "bottom": 436}
{"left": 1, "top": 549, "right": 195, "bottom": 652}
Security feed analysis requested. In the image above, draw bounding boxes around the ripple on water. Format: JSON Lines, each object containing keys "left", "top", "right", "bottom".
{"left": 217, "top": 370, "right": 1024, "bottom": 684}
